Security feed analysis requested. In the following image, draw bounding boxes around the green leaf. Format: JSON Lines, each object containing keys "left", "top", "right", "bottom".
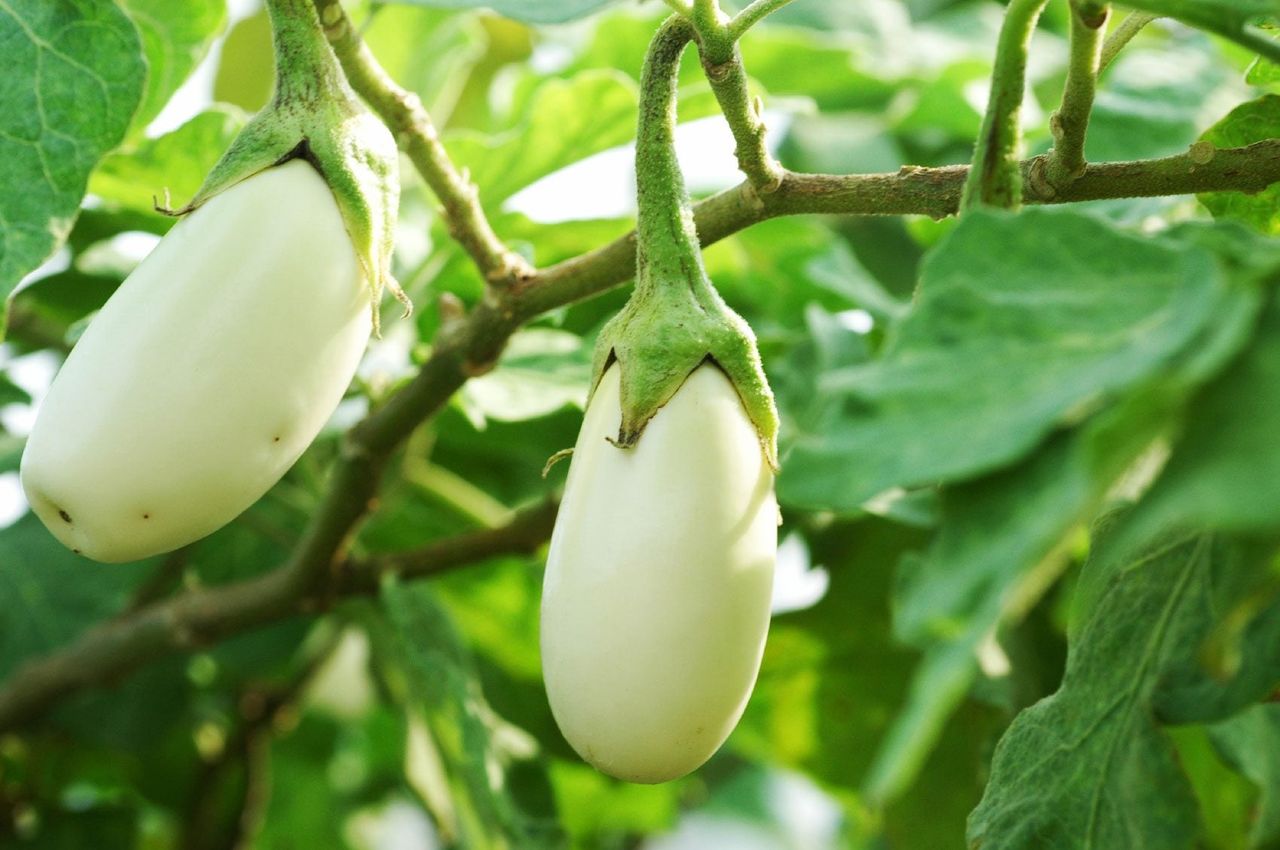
{"left": 446, "top": 70, "right": 640, "bottom": 208}
{"left": 361, "top": 4, "right": 489, "bottom": 126}
{"left": 968, "top": 524, "right": 1275, "bottom": 850}
{"left": 0, "top": 373, "right": 31, "bottom": 406}
{"left": 867, "top": 386, "right": 1191, "bottom": 805}
{"left": 781, "top": 209, "right": 1258, "bottom": 512}
{"left": 90, "top": 108, "right": 245, "bottom": 214}
{"left": 873, "top": 259, "right": 1271, "bottom": 804}
{"left": 736, "top": 520, "right": 922, "bottom": 794}
{"left": 1124, "top": 297, "right": 1280, "bottom": 539}
{"left": 0, "top": 434, "right": 24, "bottom": 474}
{"left": 1150, "top": 562, "right": 1280, "bottom": 725}
{"left": 381, "top": 581, "right": 543, "bottom": 848}
{"left": 894, "top": 434, "right": 1090, "bottom": 648}
{"left": 460, "top": 328, "right": 590, "bottom": 425}
{"left": 1200, "top": 95, "right": 1280, "bottom": 235}
{"left": 547, "top": 760, "right": 680, "bottom": 843}
{"left": 254, "top": 712, "right": 370, "bottom": 848}
{"left": 736, "top": 28, "right": 899, "bottom": 112}
{"left": 1247, "top": 53, "right": 1280, "bottom": 86}
{"left": 1210, "top": 704, "right": 1280, "bottom": 847}
{"left": 1114, "top": 0, "right": 1280, "bottom": 62}
{"left": 0, "top": 513, "right": 149, "bottom": 680}
{"left": 0, "top": 0, "right": 146, "bottom": 339}
{"left": 385, "top": 0, "right": 620, "bottom": 25}
{"left": 1166, "top": 725, "right": 1260, "bottom": 850}
{"left": 117, "top": 0, "right": 226, "bottom": 135}
{"left": 972, "top": 558, "right": 1192, "bottom": 846}
{"left": 211, "top": 8, "right": 272, "bottom": 113}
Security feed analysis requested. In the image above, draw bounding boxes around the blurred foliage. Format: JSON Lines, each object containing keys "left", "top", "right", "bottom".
{"left": 3, "top": 0, "right": 1280, "bottom": 848}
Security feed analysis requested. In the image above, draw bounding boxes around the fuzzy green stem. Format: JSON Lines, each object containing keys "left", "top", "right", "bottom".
{"left": 597, "top": 13, "right": 779, "bottom": 461}
{"left": 264, "top": 0, "right": 349, "bottom": 107}
{"left": 692, "top": 0, "right": 718, "bottom": 29}
{"left": 1040, "top": 1, "right": 1108, "bottom": 190}
{"left": 1099, "top": 11, "right": 1158, "bottom": 72}
{"left": 690, "top": 0, "right": 734, "bottom": 64}
{"left": 728, "top": 0, "right": 798, "bottom": 39}
{"left": 634, "top": 16, "right": 704, "bottom": 296}
{"left": 960, "top": 0, "right": 1050, "bottom": 212}
{"left": 699, "top": 43, "right": 784, "bottom": 191}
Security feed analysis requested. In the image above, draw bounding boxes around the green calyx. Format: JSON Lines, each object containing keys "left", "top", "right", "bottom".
{"left": 165, "top": 0, "right": 406, "bottom": 333}
{"left": 591, "top": 262, "right": 779, "bottom": 469}
{"left": 590, "top": 15, "right": 778, "bottom": 468}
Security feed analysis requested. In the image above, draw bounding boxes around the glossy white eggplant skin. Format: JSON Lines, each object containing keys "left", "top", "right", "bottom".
{"left": 21, "top": 160, "right": 371, "bottom": 563}
{"left": 541, "top": 363, "right": 777, "bottom": 784}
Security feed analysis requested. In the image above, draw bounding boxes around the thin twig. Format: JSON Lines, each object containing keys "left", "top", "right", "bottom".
{"left": 728, "top": 0, "right": 798, "bottom": 39}
{"left": 312, "top": 0, "right": 530, "bottom": 286}
{"left": 961, "top": 0, "right": 1051, "bottom": 211}
{"left": 1099, "top": 11, "right": 1159, "bottom": 72}
{"left": 1039, "top": 1, "right": 1109, "bottom": 191}
{"left": 696, "top": 30, "right": 785, "bottom": 191}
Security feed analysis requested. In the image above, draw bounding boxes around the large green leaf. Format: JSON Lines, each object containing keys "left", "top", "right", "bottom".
{"left": 967, "top": 524, "right": 1278, "bottom": 850}
{"left": 446, "top": 70, "right": 640, "bottom": 208}
{"left": 0, "top": 0, "right": 146, "bottom": 338}
{"left": 117, "top": 0, "right": 226, "bottom": 134}
{"left": 869, "top": 228, "right": 1269, "bottom": 803}
{"left": 781, "top": 209, "right": 1256, "bottom": 512}
{"left": 385, "top": 0, "right": 620, "bottom": 25}
{"left": 864, "top": 393, "right": 1181, "bottom": 805}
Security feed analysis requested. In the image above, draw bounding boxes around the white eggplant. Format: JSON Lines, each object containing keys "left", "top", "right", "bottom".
{"left": 21, "top": 160, "right": 371, "bottom": 563}
{"left": 541, "top": 363, "right": 777, "bottom": 784}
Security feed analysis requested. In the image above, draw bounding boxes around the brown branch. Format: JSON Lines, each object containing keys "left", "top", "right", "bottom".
{"left": 520, "top": 139, "right": 1280, "bottom": 311}
{"left": 0, "top": 500, "right": 558, "bottom": 732}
